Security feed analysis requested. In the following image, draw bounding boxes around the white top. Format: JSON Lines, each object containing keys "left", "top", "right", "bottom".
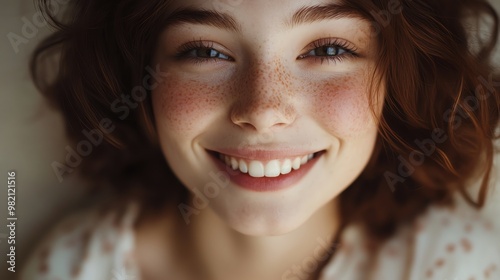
{"left": 20, "top": 190, "right": 500, "bottom": 280}
{"left": 320, "top": 195, "right": 500, "bottom": 280}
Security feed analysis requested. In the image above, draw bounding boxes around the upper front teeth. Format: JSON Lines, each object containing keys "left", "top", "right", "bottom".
{"left": 219, "top": 153, "right": 315, "bottom": 178}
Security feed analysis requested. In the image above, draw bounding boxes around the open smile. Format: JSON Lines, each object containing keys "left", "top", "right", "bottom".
{"left": 216, "top": 151, "right": 323, "bottom": 178}
{"left": 207, "top": 149, "right": 326, "bottom": 192}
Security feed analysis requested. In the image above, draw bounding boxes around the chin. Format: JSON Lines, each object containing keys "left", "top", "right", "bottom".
{"left": 231, "top": 219, "right": 306, "bottom": 237}
{"left": 213, "top": 201, "right": 315, "bottom": 237}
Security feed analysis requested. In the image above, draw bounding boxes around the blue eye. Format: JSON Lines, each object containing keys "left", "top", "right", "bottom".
{"left": 185, "top": 47, "right": 231, "bottom": 60}
{"left": 305, "top": 46, "right": 348, "bottom": 57}
{"left": 175, "top": 40, "right": 233, "bottom": 62}
{"left": 297, "top": 38, "right": 358, "bottom": 64}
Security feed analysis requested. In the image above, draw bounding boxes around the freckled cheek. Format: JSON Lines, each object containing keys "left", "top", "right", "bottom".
{"left": 151, "top": 78, "right": 226, "bottom": 135}
{"left": 311, "top": 85, "right": 379, "bottom": 138}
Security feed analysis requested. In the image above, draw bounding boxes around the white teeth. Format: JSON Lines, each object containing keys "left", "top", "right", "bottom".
{"left": 249, "top": 161, "right": 265, "bottom": 177}
{"left": 292, "top": 158, "right": 301, "bottom": 170}
{"left": 281, "top": 159, "right": 292, "bottom": 174}
{"left": 265, "top": 160, "right": 281, "bottom": 177}
{"left": 239, "top": 159, "right": 248, "bottom": 173}
{"left": 300, "top": 155, "right": 308, "bottom": 164}
{"left": 231, "top": 157, "right": 238, "bottom": 170}
{"left": 218, "top": 153, "right": 316, "bottom": 178}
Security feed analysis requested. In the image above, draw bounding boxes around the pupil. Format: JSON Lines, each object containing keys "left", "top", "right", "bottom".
{"left": 197, "top": 48, "right": 218, "bottom": 58}
{"left": 208, "top": 49, "right": 218, "bottom": 57}
{"left": 322, "top": 46, "right": 337, "bottom": 56}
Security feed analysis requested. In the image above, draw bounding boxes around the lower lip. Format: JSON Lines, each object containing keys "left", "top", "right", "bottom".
{"left": 209, "top": 152, "right": 323, "bottom": 192}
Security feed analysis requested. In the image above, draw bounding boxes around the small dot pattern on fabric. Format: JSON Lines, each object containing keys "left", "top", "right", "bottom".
{"left": 21, "top": 194, "right": 500, "bottom": 280}
{"left": 21, "top": 203, "right": 140, "bottom": 280}
{"left": 320, "top": 192, "right": 500, "bottom": 280}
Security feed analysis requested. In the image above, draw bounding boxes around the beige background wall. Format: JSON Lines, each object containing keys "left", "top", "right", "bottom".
{"left": 0, "top": 1, "right": 86, "bottom": 278}
{"left": 0, "top": 0, "right": 499, "bottom": 279}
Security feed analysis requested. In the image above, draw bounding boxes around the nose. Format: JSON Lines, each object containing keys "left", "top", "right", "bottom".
{"left": 230, "top": 60, "right": 297, "bottom": 132}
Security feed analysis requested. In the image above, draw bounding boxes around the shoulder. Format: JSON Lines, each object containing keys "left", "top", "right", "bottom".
{"left": 407, "top": 195, "right": 500, "bottom": 280}
{"left": 20, "top": 200, "right": 140, "bottom": 280}
{"left": 319, "top": 198, "right": 500, "bottom": 280}
{"left": 405, "top": 149, "right": 500, "bottom": 280}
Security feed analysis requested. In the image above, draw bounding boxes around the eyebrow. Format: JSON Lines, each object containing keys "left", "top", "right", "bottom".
{"left": 164, "top": 3, "right": 368, "bottom": 33}
{"left": 286, "top": 4, "right": 368, "bottom": 28}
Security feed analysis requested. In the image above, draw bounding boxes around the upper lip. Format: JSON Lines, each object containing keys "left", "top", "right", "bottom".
{"left": 207, "top": 148, "right": 325, "bottom": 161}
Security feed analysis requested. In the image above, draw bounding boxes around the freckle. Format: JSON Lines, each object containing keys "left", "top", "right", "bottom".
{"left": 464, "top": 223, "right": 472, "bottom": 233}
{"left": 426, "top": 269, "right": 433, "bottom": 278}
{"left": 460, "top": 238, "right": 472, "bottom": 253}
{"left": 446, "top": 243, "right": 455, "bottom": 253}
{"left": 156, "top": 77, "right": 226, "bottom": 133}
{"left": 435, "top": 258, "right": 445, "bottom": 267}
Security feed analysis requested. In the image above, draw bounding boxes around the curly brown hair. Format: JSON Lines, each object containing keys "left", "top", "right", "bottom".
{"left": 31, "top": 0, "right": 499, "bottom": 246}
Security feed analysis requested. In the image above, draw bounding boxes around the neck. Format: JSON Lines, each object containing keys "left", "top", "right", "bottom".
{"left": 187, "top": 198, "right": 341, "bottom": 280}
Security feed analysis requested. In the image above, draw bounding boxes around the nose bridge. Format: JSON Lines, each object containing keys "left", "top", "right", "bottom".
{"left": 252, "top": 57, "right": 291, "bottom": 96}
{"left": 231, "top": 58, "right": 297, "bottom": 131}
{"left": 252, "top": 58, "right": 282, "bottom": 87}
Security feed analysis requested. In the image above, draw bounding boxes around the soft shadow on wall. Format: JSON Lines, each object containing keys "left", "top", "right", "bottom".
{"left": 0, "top": 1, "right": 87, "bottom": 278}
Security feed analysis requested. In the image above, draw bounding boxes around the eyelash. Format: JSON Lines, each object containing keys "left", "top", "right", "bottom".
{"left": 174, "top": 38, "right": 358, "bottom": 65}
{"left": 175, "top": 40, "right": 231, "bottom": 64}
{"left": 302, "top": 38, "right": 358, "bottom": 65}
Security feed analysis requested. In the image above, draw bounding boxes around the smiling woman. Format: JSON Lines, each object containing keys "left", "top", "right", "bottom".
{"left": 152, "top": 1, "right": 384, "bottom": 240}
{"left": 22, "top": 0, "right": 500, "bottom": 280}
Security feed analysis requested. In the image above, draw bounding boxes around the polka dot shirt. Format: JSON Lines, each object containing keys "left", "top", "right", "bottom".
{"left": 320, "top": 194, "right": 500, "bottom": 280}
{"left": 21, "top": 195, "right": 499, "bottom": 280}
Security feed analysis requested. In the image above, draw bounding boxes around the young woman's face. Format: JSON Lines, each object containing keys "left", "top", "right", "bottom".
{"left": 152, "top": 0, "right": 384, "bottom": 235}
